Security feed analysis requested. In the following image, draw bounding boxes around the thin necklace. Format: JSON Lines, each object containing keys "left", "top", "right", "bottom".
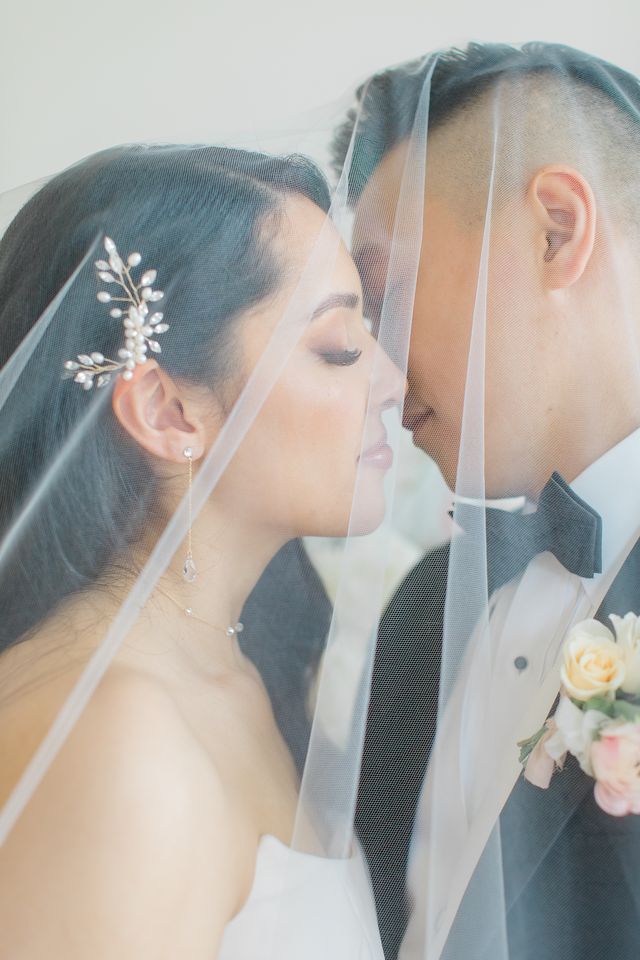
{"left": 154, "top": 584, "right": 244, "bottom": 639}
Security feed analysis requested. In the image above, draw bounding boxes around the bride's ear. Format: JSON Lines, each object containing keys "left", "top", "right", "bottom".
{"left": 528, "top": 165, "right": 596, "bottom": 290}
{"left": 111, "top": 361, "right": 210, "bottom": 463}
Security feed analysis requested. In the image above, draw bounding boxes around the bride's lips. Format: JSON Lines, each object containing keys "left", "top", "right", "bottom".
{"left": 359, "top": 439, "right": 394, "bottom": 469}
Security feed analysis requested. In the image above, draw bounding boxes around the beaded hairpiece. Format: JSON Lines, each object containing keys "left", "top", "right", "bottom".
{"left": 63, "top": 236, "right": 170, "bottom": 390}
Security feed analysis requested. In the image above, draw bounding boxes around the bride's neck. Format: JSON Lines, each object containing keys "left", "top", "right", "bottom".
{"left": 153, "top": 498, "right": 287, "bottom": 632}
{"left": 14, "top": 502, "right": 288, "bottom": 690}
{"left": 104, "top": 496, "right": 290, "bottom": 675}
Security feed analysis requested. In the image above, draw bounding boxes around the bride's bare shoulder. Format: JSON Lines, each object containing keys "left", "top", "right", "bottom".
{"left": 0, "top": 667, "right": 255, "bottom": 957}
{"left": 5, "top": 665, "right": 242, "bottom": 835}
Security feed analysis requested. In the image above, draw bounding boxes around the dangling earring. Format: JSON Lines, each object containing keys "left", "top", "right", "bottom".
{"left": 182, "top": 446, "right": 197, "bottom": 583}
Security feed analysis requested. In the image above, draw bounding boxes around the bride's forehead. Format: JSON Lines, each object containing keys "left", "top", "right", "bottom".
{"left": 273, "top": 203, "right": 356, "bottom": 279}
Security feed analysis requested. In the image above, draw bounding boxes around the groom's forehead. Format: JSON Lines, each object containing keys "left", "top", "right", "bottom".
{"left": 355, "top": 143, "right": 408, "bottom": 221}
{"left": 350, "top": 143, "right": 408, "bottom": 279}
{"left": 351, "top": 126, "right": 474, "bottom": 253}
{"left": 350, "top": 137, "right": 471, "bottom": 308}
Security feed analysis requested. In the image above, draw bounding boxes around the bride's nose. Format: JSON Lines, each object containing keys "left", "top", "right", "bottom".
{"left": 371, "top": 343, "right": 408, "bottom": 413}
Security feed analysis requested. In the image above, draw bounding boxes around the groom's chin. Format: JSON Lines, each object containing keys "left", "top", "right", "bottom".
{"left": 408, "top": 432, "right": 458, "bottom": 493}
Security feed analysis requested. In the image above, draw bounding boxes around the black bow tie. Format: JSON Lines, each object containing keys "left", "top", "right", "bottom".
{"left": 453, "top": 472, "right": 603, "bottom": 592}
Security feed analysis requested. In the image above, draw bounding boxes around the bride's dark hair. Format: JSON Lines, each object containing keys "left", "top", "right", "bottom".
{"left": 0, "top": 144, "right": 330, "bottom": 652}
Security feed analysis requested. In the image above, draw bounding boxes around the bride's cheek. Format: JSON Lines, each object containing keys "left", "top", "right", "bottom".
{"left": 276, "top": 360, "right": 359, "bottom": 478}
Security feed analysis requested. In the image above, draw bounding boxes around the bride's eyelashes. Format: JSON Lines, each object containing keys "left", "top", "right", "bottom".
{"left": 307, "top": 311, "right": 365, "bottom": 365}
{"left": 316, "top": 347, "right": 363, "bottom": 366}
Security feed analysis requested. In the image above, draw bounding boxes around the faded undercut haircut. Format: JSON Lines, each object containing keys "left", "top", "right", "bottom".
{"left": 331, "top": 42, "right": 640, "bottom": 226}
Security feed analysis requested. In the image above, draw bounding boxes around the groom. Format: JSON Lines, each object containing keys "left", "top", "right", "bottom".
{"left": 333, "top": 43, "right": 640, "bottom": 959}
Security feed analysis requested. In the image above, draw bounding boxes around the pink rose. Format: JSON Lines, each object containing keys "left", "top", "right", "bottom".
{"left": 591, "top": 723, "right": 640, "bottom": 816}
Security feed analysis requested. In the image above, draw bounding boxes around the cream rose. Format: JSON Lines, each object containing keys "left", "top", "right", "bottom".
{"left": 560, "top": 619, "right": 626, "bottom": 701}
{"left": 609, "top": 613, "right": 640, "bottom": 696}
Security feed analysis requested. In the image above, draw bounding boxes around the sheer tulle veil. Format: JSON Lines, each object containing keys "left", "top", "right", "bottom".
{"left": 3, "top": 40, "right": 640, "bottom": 960}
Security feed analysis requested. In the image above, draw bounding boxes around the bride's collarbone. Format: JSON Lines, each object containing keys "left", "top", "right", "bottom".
{"left": 0, "top": 636, "right": 300, "bottom": 852}
{"left": 155, "top": 667, "right": 302, "bottom": 850}
{"left": 1, "top": 669, "right": 300, "bottom": 950}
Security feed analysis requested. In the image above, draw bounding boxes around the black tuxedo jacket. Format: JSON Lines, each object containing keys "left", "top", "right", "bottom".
{"left": 240, "top": 539, "right": 332, "bottom": 771}
{"left": 356, "top": 538, "right": 640, "bottom": 960}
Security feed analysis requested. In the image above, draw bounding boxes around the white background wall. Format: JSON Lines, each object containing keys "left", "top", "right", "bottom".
{"left": 2, "top": 0, "right": 640, "bottom": 193}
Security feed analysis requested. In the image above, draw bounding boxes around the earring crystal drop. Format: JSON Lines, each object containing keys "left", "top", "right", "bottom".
{"left": 182, "top": 446, "right": 197, "bottom": 583}
{"left": 183, "top": 558, "right": 197, "bottom": 582}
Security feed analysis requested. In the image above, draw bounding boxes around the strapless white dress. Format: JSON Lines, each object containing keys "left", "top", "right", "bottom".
{"left": 219, "top": 834, "right": 385, "bottom": 959}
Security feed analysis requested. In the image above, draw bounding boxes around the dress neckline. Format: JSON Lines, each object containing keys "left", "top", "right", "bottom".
{"left": 257, "top": 832, "right": 355, "bottom": 864}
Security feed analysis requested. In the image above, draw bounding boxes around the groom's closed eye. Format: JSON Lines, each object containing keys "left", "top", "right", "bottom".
{"left": 362, "top": 283, "right": 406, "bottom": 341}
{"left": 363, "top": 291, "right": 383, "bottom": 337}
{"left": 352, "top": 248, "right": 389, "bottom": 337}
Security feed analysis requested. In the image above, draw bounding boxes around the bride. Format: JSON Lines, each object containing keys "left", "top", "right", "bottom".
{"left": 0, "top": 144, "right": 405, "bottom": 957}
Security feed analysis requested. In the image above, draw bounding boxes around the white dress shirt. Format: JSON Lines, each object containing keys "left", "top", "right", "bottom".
{"left": 400, "top": 428, "right": 640, "bottom": 960}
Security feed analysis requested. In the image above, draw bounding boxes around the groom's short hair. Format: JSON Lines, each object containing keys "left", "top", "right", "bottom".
{"left": 332, "top": 42, "right": 640, "bottom": 211}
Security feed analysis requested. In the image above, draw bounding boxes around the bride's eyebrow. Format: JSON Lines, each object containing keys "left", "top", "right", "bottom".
{"left": 310, "top": 292, "right": 360, "bottom": 320}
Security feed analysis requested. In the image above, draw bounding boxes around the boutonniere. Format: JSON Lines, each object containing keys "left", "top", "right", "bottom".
{"left": 518, "top": 613, "right": 640, "bottom": 816}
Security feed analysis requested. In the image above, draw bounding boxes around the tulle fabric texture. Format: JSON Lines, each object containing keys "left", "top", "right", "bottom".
{"left": 333, "top": 42, "right": 640, "bottom": 960}
{"left": 0, "top": 82, "right": 425, "bottom": 957}
{"left": 3, "top": 40, "right": 640, "bottom": 960}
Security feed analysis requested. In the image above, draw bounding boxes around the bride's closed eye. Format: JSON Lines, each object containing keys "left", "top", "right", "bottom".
{"left": 317, "top": 347, "right": 363, "bottom": 366}
{"left": 306, "top": 291, "right": 364, "bottom": 367}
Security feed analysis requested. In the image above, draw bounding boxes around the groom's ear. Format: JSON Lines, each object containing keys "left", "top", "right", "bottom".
{"left": 528, "top": 165, "right": 596, "bottom": 290}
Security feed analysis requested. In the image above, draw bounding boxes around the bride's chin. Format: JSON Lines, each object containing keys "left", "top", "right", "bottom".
{"left": 297, "top": 485, "right": 387, "bottom": 540}
{"left": 350, "top": 513, "right": 386, "bottom": 538}
{"left": 337, "top": 498, "right": 387, "bottom": 539}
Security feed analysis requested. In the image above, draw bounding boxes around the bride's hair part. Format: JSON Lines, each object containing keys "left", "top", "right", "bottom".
{"left": 0, "top": 144, "right": 330, "bottom": 652}
{"left": 332, "top": 42, "right": 640, "bottom": 216}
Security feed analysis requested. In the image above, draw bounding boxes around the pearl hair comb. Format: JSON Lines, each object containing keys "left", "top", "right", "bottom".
{"left": 63, "top": 236, "right": 170, "bottom": 390}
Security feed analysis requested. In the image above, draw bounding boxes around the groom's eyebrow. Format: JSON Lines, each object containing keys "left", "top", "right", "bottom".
{"left": 310, "top": 292, "right": 360, "bottom": 320}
